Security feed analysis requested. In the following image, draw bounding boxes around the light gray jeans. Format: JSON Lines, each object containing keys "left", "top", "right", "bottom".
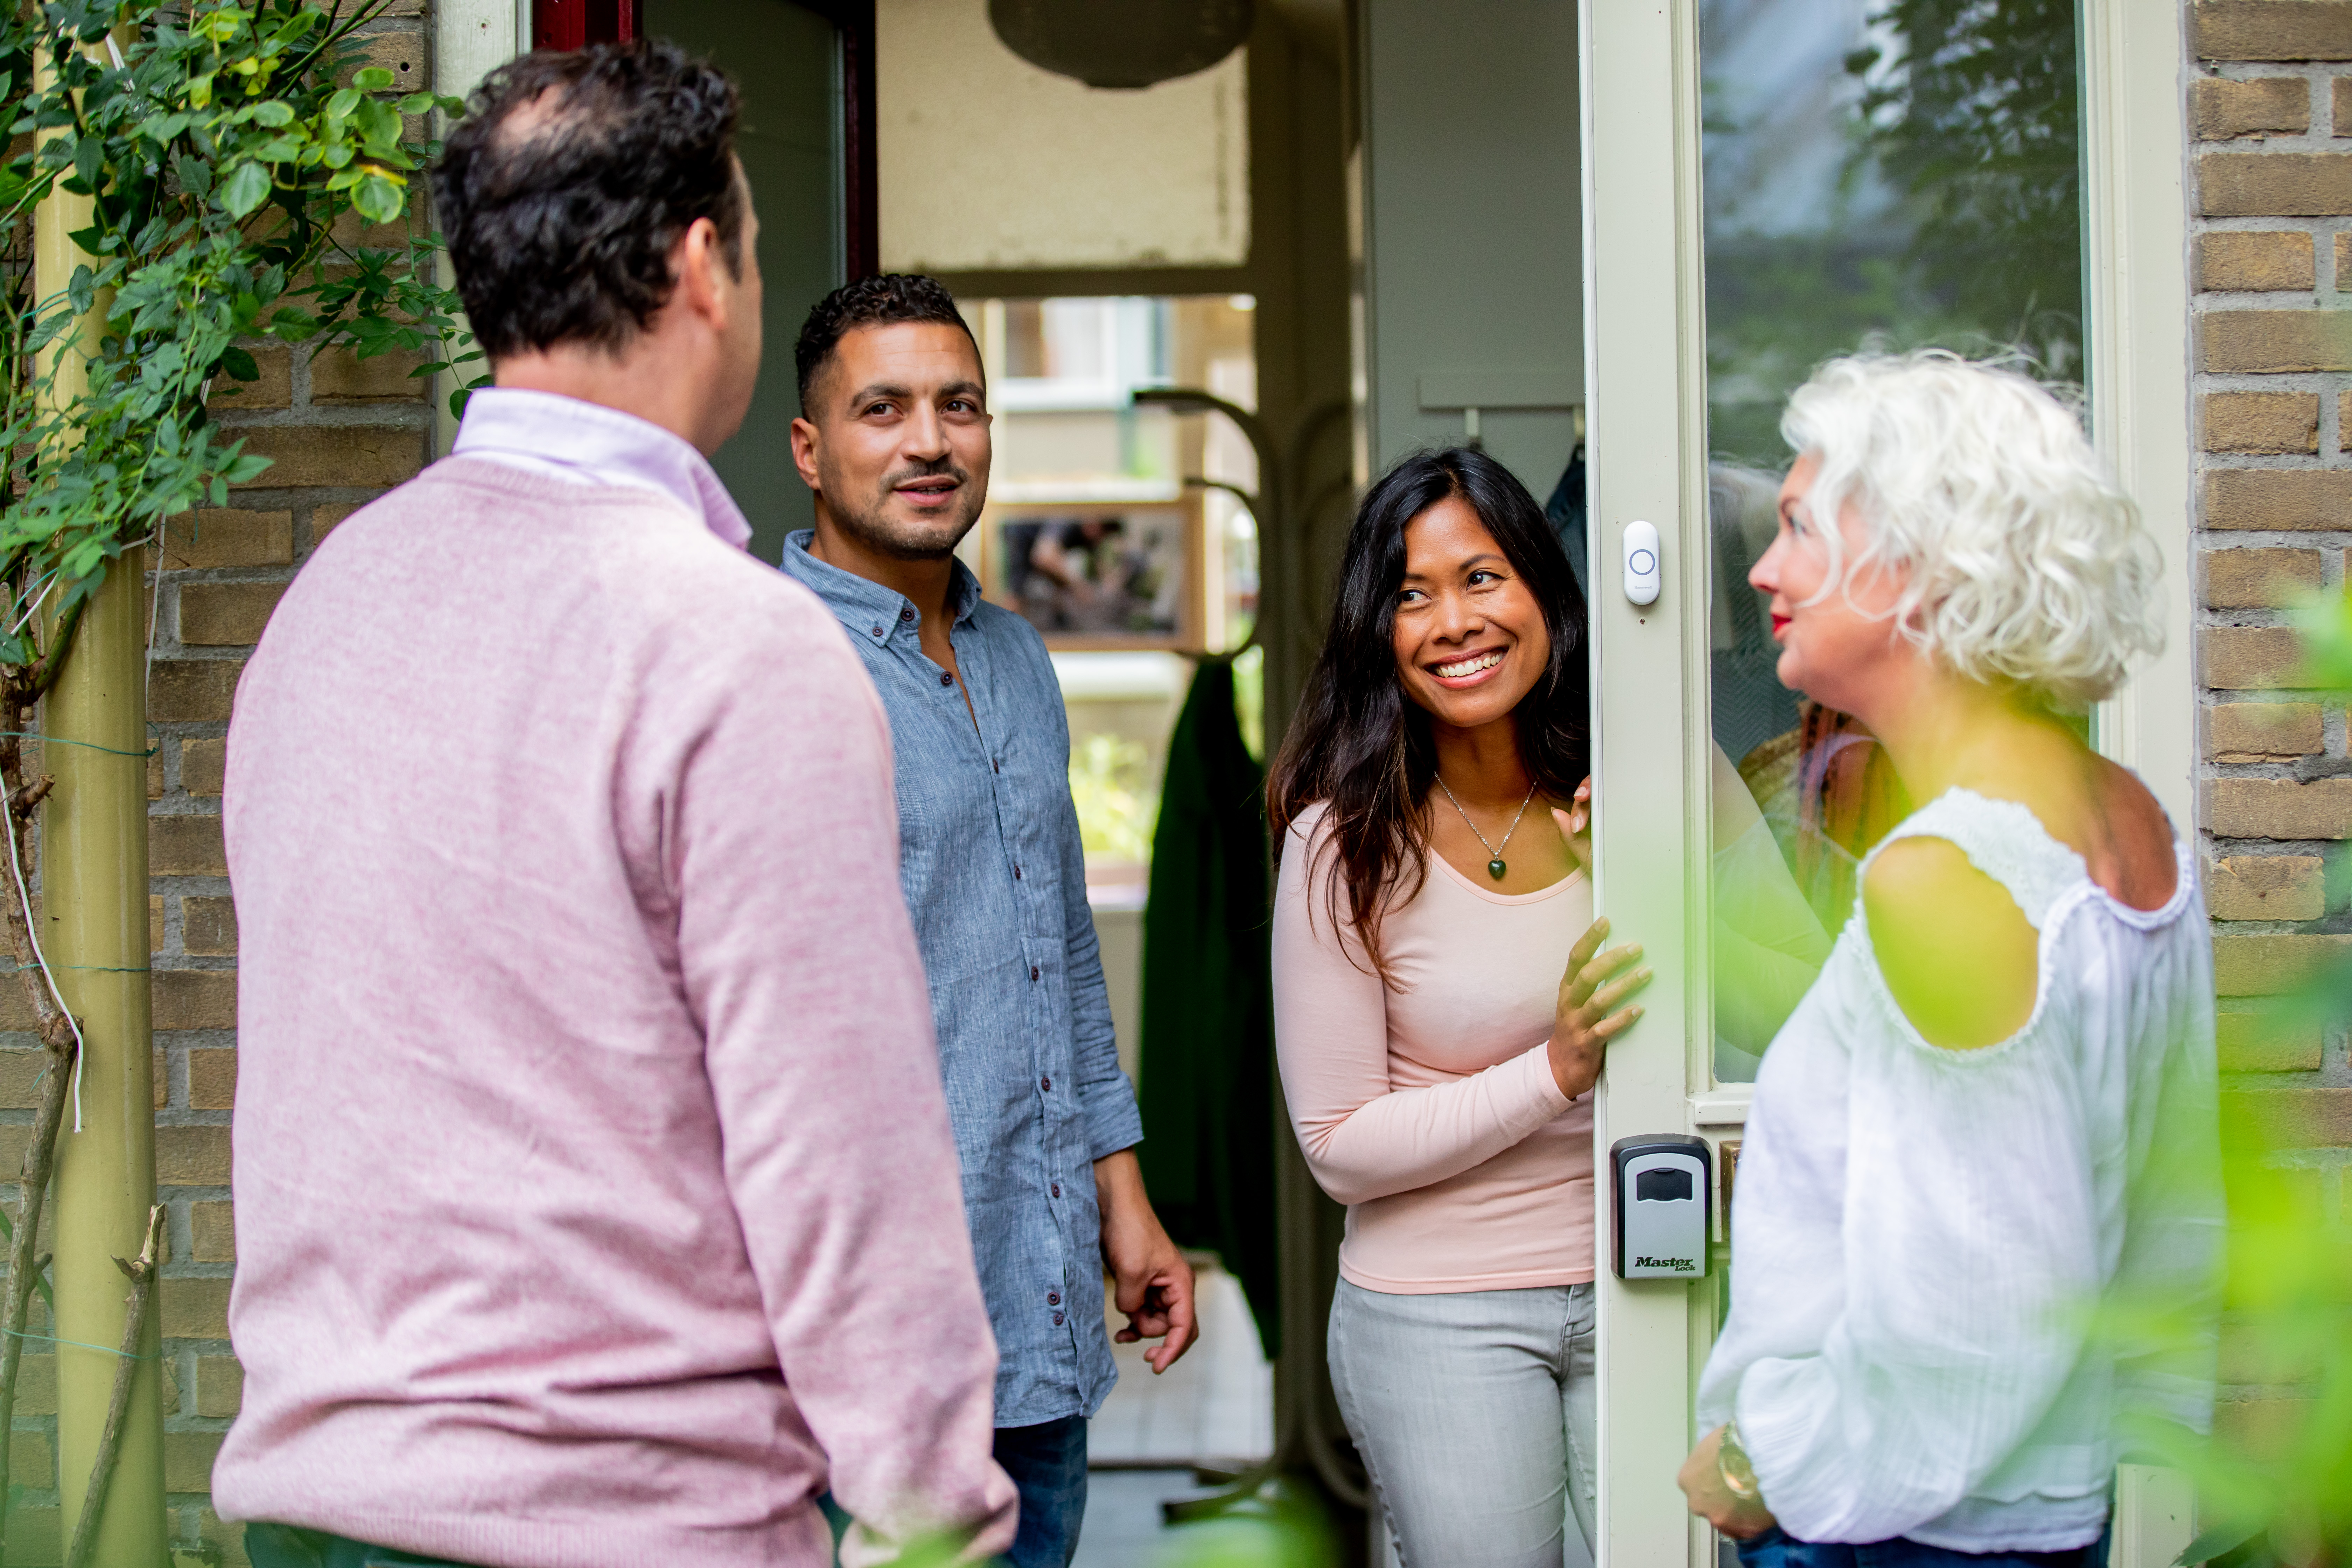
{"left": 1329, "top": 1278, "right": 1598, "bottom": 1568}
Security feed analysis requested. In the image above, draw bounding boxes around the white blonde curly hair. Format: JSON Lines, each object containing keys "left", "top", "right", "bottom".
{"left": 1781, "top": 349, "right": 2164, "bottom": 712}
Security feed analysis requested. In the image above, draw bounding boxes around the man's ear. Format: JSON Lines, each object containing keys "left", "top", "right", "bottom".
{"left": 790, "top": 414, "right": 822, "bottom": 490}
{"left": 673, "top": 216, "right": 729, "bottom": 328}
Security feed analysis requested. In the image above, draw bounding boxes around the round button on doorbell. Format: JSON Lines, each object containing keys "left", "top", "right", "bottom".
{"left": 1624, "top": 520, "right": 1662, "bottom": 607}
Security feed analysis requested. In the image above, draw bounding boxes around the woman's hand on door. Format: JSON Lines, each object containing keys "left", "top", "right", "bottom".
{"left": 1552, "top": 780, "right": 1594, "bottom": 875}
{"left": 1679, "top": 1425, "right": 1776, "bottom": 1539}
{"left": 1548, "top": 915, "right": 1649, "bottom": 1100}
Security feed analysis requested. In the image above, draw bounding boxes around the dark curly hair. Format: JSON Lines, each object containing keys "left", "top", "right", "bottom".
{"left": 432, "top": 41, "right": 744, "bottom": 359}
{"left": 794, "top": 274, "right": 980, "bottom": 415}
{"left": 1268, "top": 447, "right": 1590, "bottom": 981}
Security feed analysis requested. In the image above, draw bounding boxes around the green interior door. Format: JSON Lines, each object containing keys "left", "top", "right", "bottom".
{"left": 645, "top": 0, "right": 846, "bottom": 564}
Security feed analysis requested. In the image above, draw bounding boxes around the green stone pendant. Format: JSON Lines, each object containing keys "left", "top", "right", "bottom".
{"left": 1487, "top": 857, "right": 1508, "bottom": 881}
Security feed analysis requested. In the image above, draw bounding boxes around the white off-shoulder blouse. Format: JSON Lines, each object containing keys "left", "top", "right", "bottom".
{"left": 1696, "top": 787, "right": 2223, "bottom": 1552}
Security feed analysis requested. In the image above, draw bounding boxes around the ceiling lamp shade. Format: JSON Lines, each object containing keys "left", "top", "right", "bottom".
{"left": 988, "top": 0, "right": 1254, "bottom": 90}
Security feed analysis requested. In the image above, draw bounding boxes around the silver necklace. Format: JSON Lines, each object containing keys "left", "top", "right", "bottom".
{"left": 1435, "top": 776, "right": 1538, "bottom": 881}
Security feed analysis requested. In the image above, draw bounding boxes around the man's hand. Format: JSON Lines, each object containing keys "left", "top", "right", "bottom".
{"left": 1678, "top": 1425, "right": 1776, "bottom": 1541}
{"left": 1093, "top": 1149, "right": 1197, "bottom": 1374}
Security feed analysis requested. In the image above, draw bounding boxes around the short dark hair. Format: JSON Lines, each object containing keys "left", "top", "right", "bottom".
{"left": 794, "top": 274, "right": 980, "bottom": 415}
{"left": 433, "top": 41, "right": 745, "bottom": 359}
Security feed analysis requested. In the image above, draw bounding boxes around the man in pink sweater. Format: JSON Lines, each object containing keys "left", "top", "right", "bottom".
{"left": 214, "top": 42, "right": 1016, "bottom": 1568}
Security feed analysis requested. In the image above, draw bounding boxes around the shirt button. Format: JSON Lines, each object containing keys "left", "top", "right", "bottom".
{"left": 1048, "top": 1291, "right": 1060, "bottom": 1305}
{"left": 899, "top": 606, "right": 915, "bottom": 622}
{"left": 1052, "top": 1312, "right": 1065, "bottom": 1326}
{"left": 869, "top": 624, "right": 884, "bottom": 637}
{"left": 1014, "top": 864, "right": 1022, "bottom": 880}
{"left": 1051, "top": 1183, "right": 1061, "bottom": 1198}
{"left": 939, "top": 671, "right": 954, "bottom": 687}
{"left": 1041, "top": 1076, "right": 1051, "bottom": 1091}
{"left": 1030, "top": 967, "right": 1040, "bottom": 982}
{"left": 993, "top": 759, "right": 1000, "bottom": 773}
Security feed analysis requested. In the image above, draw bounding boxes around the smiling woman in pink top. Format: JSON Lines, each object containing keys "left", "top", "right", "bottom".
{"left": 1268, "top": 448, "right": 1649, "bottom": 1568}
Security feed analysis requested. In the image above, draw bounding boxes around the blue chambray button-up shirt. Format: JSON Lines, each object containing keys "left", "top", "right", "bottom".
{"left": 781, "top": 531, "right": 1143, "bottom": 1427}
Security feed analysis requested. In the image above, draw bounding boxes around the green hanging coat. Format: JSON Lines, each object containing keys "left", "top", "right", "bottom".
{"left": 1136, "top": 659, "right": 1281, "bottom": 1356}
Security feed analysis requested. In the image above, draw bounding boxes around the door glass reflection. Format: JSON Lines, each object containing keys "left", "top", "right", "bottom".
{"left": 1700, "top": 0, "right": 2085, "bottom": 1081}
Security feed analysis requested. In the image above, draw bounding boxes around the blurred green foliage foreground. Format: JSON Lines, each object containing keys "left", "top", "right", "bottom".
{"left": 2132, "top": 595, "right": 2352, "bottom": 1568}
{"left": 881, "top": 1477, "right": 1339, "bottom": 1568}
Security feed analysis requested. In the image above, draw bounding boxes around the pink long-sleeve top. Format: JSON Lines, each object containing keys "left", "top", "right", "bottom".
{"left": 1272, "top": 803, "right": 1596, "bottom": 1293}
{"left": 215, "top": 444, "right": 1017, "bottom": 1568}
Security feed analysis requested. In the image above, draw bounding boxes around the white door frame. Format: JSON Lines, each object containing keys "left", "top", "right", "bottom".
{"left": 1576, "top": 0, "right": 2196, "bottom": 1565}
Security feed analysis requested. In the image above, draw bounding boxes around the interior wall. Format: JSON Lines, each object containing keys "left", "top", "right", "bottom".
{"left": 1355, "top": 0, "right": 1584, "bottom": 505}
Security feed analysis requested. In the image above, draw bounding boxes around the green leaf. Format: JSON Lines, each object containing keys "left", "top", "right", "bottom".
{"left": 325, "top": 86, "right": 359, "bottom": 120}
{"left": 351, "top": 171, "right": 401, "bottom": 227}
{"left": 250, "top": 100, "right": 294, "bottom": 127}
{"left": 218, "top": 345, "right": 259, "bottom": 382}
{"left": 396, "top": 91, "right": 435, "bottom": 114}
{"left": 2172, "top": 1517, "right": 2266, "bottom": 1568}
{"left": 352, "top": 65, "right": 393, "bottom": 91}
{"left": 218, "top": 160, "right": 270, "bottom": 218}
{"left": 66, "top": 264, "right": 93, "bottom": 315}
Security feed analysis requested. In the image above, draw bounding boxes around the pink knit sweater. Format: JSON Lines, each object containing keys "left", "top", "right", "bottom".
{"left": 216, "top": 456, "right": 1016, "bottom": 1567}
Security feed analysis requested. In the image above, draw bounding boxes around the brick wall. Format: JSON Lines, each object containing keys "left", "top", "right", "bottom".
{"left": 2190, "top": 0, "right": 2352, "bottom": 1446}
{"left": 0, "top": 11, "right": 433, "bottom": 1549}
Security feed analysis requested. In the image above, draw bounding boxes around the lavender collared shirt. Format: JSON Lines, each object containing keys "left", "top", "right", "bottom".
{"left": 451, "top": 386, "right": 755, "bottom": 551}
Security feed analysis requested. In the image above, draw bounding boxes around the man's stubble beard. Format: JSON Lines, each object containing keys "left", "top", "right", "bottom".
{"left": 820, "top": 457, "right": 986, "bottom": 563}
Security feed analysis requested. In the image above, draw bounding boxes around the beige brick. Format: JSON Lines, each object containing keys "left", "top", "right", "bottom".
{"left": 180, "top": 738, "right": 225, "bottom": 798}
{"left": 2199, "top": 3, "right": 2352, "bottom": 60}
{"left": 164, "top": 1429, "right": 222, "bottom": 1495}
{"left": 2210, "top": 853, "right": 2328, "bottom": 918}
{"left": 0, "top": 1046, "right": 55, "bottom": 1108}
{"left": 150, "top": 815, "right": 226, "bottom": 877}
{"left": 2202, "top": 390, "right": 2319, "bottom": 451}
{"left": 2226, "top": 1085, "right": 2352, "bottom": 1148}
{"left": 157, "top": 1125, "right": 230, "bottom": 1187}
{"left": 148, "top": 747, "right": 163, "bottom": 801}
{"left": 2200, "top": 229, "right": 2316, "bottom": 290}
{"left": 2203, "top": 310, "right": 2352, "bottom": 371}
{"left": 2205, "top": 624, "right": 2317, "bottom": 687}
{"left": 161, "top": 1275, "right": 231, "bottom": 1340}
{"left": 2219, "top": 1008, "right": 2325, "bottom": 1070}
{"left": 183, "top": 895, "right": 237, "bottom": 958}
{"left": 228, "top": 424, "right": 426, "bottom": 491}
{"left": 2339, "top": 76, "right": 2352, "bottom": 134}
{"left": 149, "top": 660, "right": 241, "bottom": 724}
{"left": 155, "top": 1046, "right": 167, "bottom": 1111}
{"left": 153, "top": 969, "right": 235, "bottom": 1032}
{"left": 311, "top": 346, "right": 430, "bottom": 404}
{"left": 2214, "top": 931, "right": 2352, "bottom": 993}
{"left": 196, "top": 1354, "right": 243, "bottom": 1418}
{"left": 12, "top": 1351, "right": 54, "bottom": 1416}
{"left": 2205, "top": 466, "right": 2352, "bottom": 528}
{"left": 4, "top": 1428, "right": 48, "bottom": 1489}
{"left": 2195, "top": 76, "right": 2311, "bottom": 138}
{"left": 0, "top": 980, "right": 35, "bottom": 1032}
{"left": 2201, "top": 152, "right": 2352, "bottom": 215}
{"left": 188, "top": 1048, "right": 236, "bottom": 1111}
{"left": 158, "top": 509, "right": 294, "bottom": 571}
{"left": 149, "top": 893, "right": 163, "bottom": 954}
{"left": 2209, "top": 777, "right": 2352, "bottom": 838}
{"left": 310, "top": 502, "right": 366, "bottom": 539}
{"left": 2204, "top": 546, "right": 2324, "bottom": 606}
{"left": 178, "top": 582, "right": 286, "bottom": 647}
{"left": 200, "top": 1507, "right": 254, "bottom": 1567}
{"left": 190, "top": 1200, "right": 234, "bottom": 1263}
{"left": 5, "top": 1501, "right": 58, "bottom": 1566}
{"left": 208, "top": 342, "right": 290, "bottom": 412}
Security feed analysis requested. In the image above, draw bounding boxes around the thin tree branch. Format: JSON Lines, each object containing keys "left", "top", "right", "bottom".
{"left": 62, "top": 1203, "right": 162, "bottom": 1568}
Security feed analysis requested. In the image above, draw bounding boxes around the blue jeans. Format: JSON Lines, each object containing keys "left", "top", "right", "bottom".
{"left": 1736, "top": 1525, "right": 2109, "bottom": 1568}
{"left": 994, "top": 1415, "right": 1088, "bottom": 1568}
{"left": 245, "top": 1524, "right": 475, "bottom": 1568}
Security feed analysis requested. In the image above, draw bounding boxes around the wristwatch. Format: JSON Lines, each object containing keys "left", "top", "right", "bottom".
{"left": 1718, "top": 1420, "right": 1762, "bottom": 1501}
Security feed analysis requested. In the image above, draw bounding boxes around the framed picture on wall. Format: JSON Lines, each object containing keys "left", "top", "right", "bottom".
{"left": 982, "top": 502, "right": 1199, "bottom": 649}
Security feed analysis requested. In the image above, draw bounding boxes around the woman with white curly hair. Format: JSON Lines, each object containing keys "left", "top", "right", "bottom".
{"left": 1677, "top": 352, "right": 2222, "bottom": 1568}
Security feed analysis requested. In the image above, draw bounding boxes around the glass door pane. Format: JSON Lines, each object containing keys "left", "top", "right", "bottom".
{"left": 1699, "top": 0, "right": 2087, "bottom": 1083}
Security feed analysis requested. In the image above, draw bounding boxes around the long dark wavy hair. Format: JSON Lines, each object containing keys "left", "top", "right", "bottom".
{"left": 1269, "top": 447, "right": 1590, "bottom": 980}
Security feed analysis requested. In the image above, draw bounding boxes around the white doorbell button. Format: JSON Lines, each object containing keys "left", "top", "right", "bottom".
{"left": 1624, "top": 520, "right": 1661, "bottom": 606}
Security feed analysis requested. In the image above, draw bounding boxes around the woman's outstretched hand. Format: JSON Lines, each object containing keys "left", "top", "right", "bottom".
{"left": 1548, "top": 912, "right": 1650, "bottom": 1100}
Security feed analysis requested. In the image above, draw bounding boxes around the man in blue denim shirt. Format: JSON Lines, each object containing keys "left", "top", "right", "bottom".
{"left": 780, "top": 275, "right": 1197, "bottom": 1568}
